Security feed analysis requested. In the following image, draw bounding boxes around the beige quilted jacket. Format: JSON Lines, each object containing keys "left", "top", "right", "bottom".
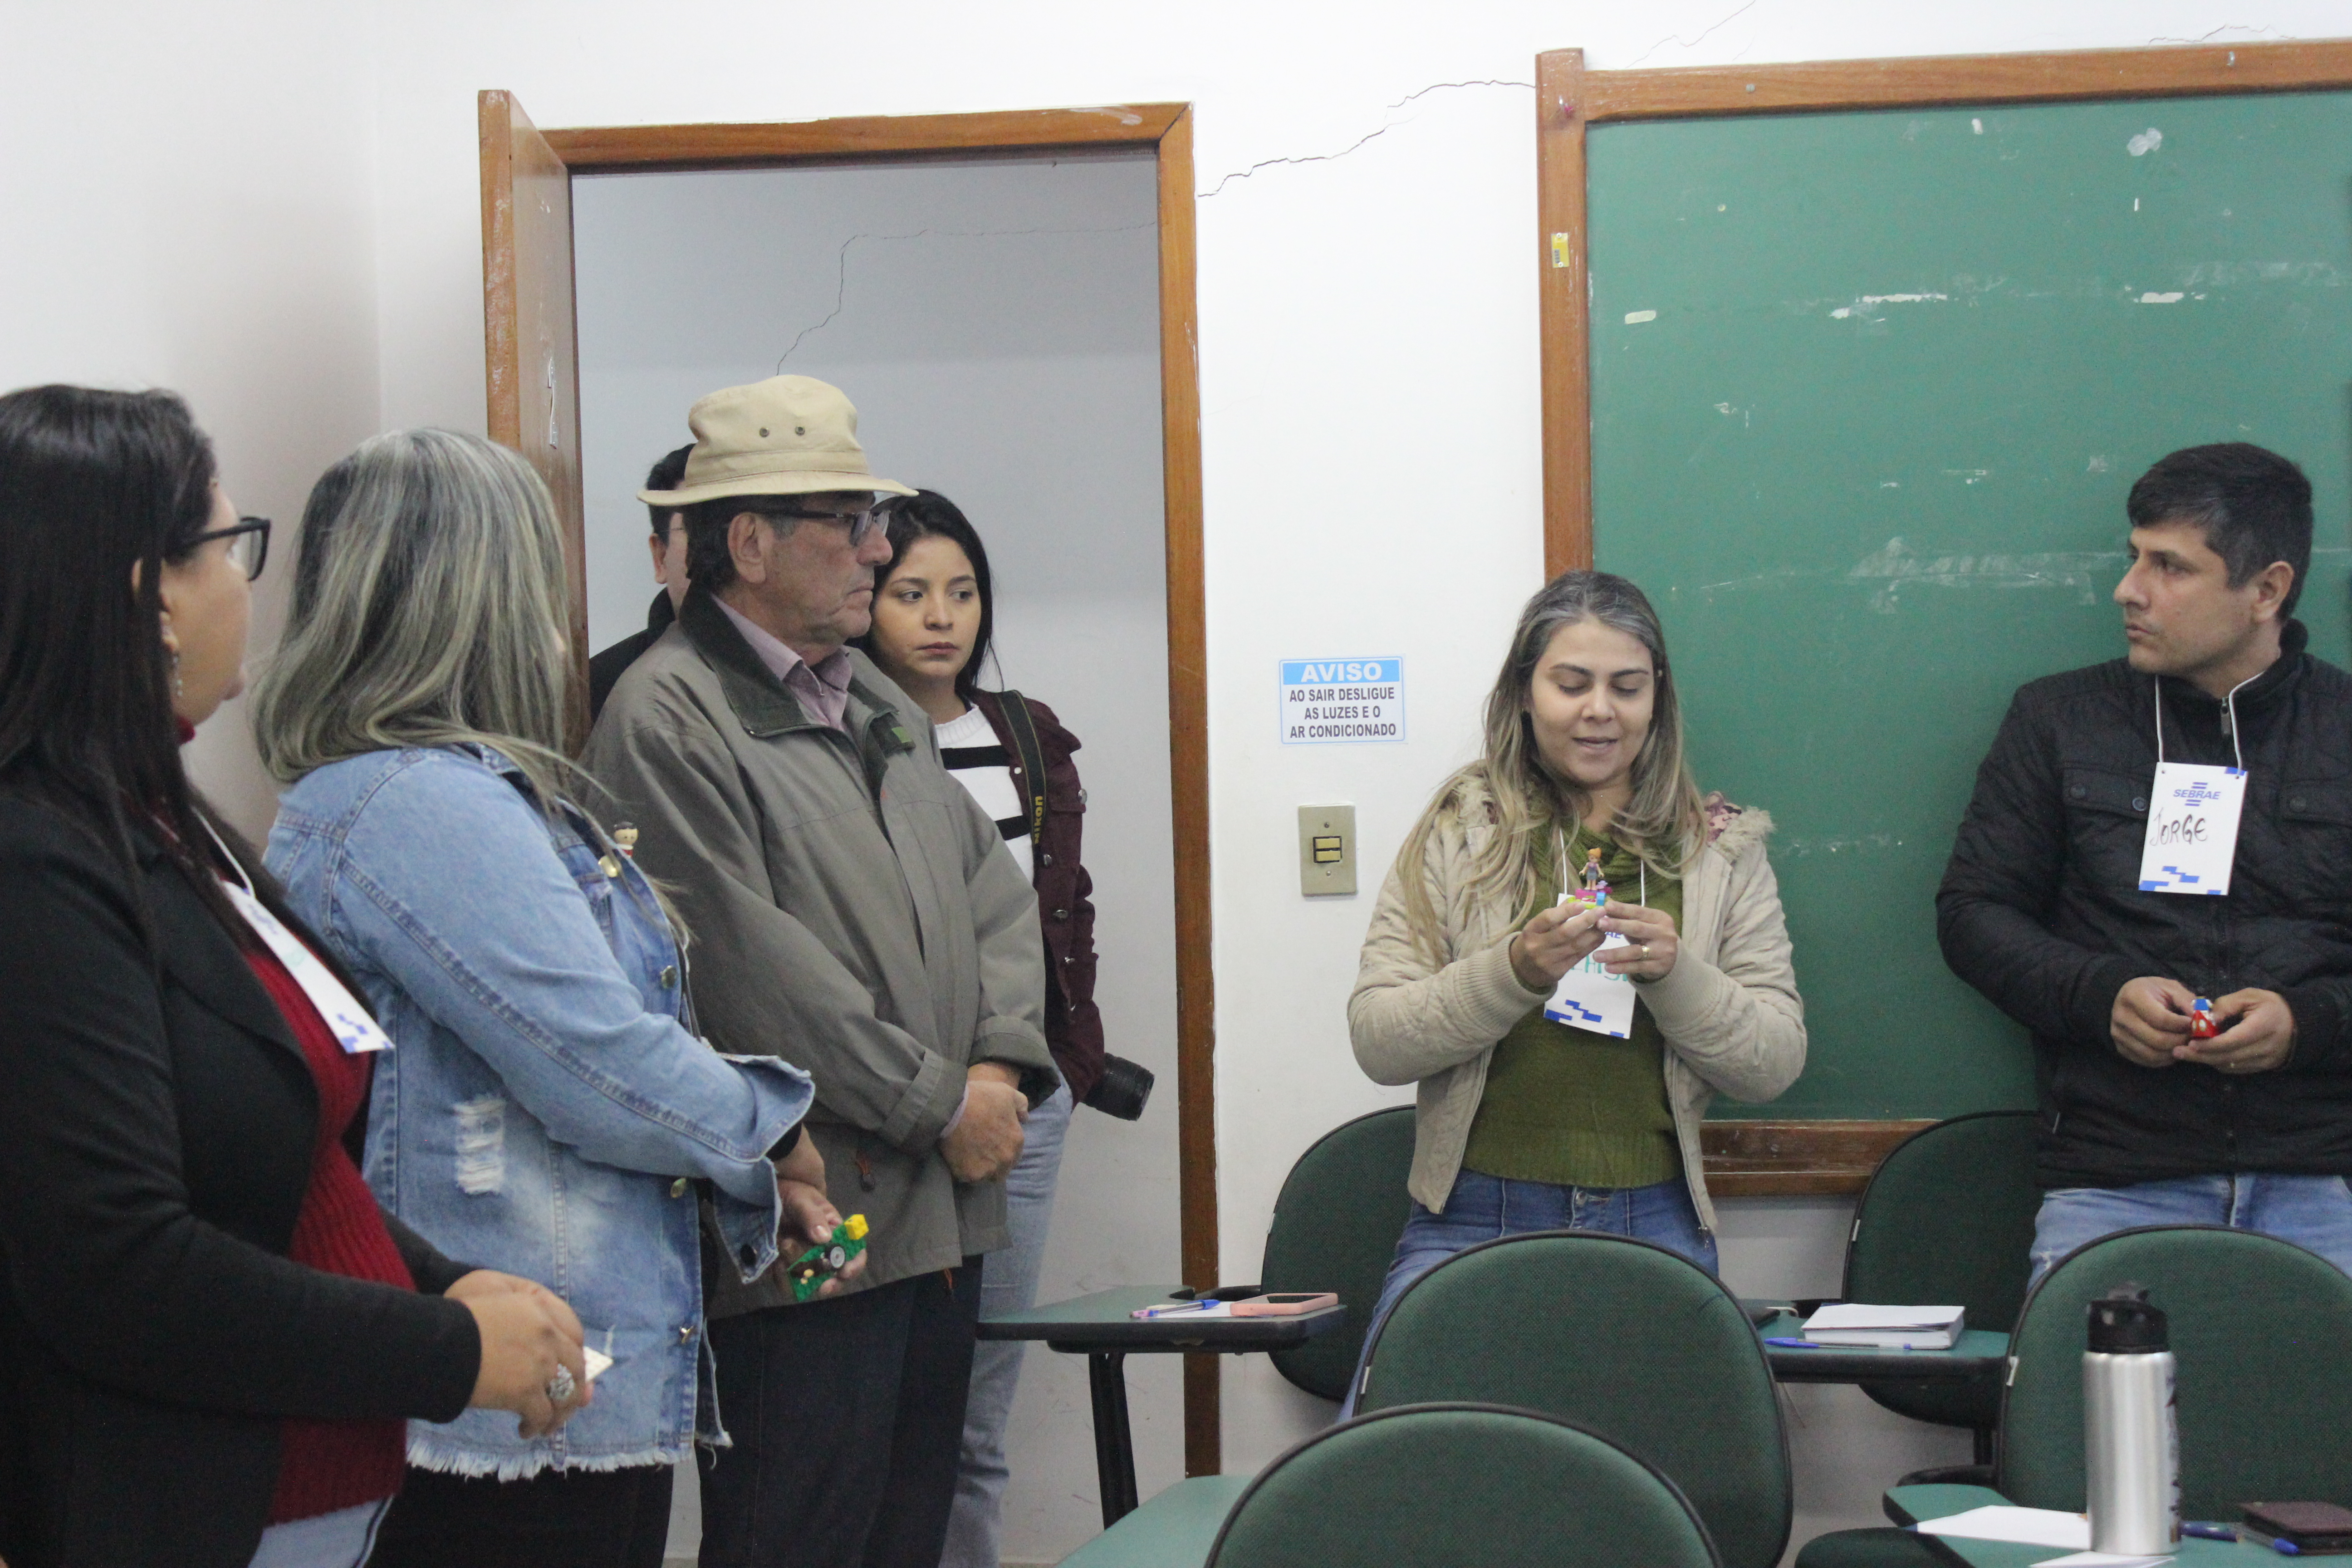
{"left": 1348, "top": 779, "right": 1806, "bottom": 1231}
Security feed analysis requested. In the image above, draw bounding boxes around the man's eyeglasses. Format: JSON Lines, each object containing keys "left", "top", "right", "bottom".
{"left": 189, "top": 517, "right": 271, "bottom": 582}
{"left": 764, "top": 505, "right": 883, "bottom": 549}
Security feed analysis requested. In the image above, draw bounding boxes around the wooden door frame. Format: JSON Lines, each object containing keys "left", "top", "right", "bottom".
{"left": 480, "top": 96, "right": 1223, "bottom": 1472}
{"left": 1534, "top": 37, "right": 2352, "bottom": 1192}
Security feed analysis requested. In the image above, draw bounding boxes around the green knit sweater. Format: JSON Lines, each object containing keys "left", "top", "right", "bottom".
{"left": 1461, "top": 824, "right": 1683, "bottom": 1190}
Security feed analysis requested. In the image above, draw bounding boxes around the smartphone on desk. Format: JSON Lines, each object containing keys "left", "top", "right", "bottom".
{"left": 1230, "top": 1292, "right": 1338, "bottom": 1317}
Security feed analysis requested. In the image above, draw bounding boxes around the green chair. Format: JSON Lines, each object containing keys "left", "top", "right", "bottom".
{"left": 1841, "top": 1111, "right": 2040, "bottom": 1471}
{"left": 2002, "top": 1224, "right": 2352, "bottom": 1516}
{"left": 1054, "top": 1107, "right": 1416, "bottom": 1568}
{"left": 1357, "top": 1231, "right": 1791, "bottom": 1568}
{"left": 1254, "top": 1105, "right": 1417, "bottom": 1400}
{"left": 1205, "top": 1402, "right": 1721, "bottom": 1568}
{"left": 1796, "top": 1223, "right": 2352, "bottom": 1567}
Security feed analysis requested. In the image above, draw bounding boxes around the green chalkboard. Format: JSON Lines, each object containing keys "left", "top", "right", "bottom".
{"left": 1587, "top": 92, "right": 2352, "bottom": 1119}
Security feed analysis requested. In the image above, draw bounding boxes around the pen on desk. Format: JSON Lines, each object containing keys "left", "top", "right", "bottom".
{"left": 2181, "top": 1523, "right": 2239, "bottom": 1542}
{"left": 1132, "top": 1301, "right": 1218, "bottom": 1319}
{"left": 1763, "top": 1337, "right": 1939, "bottom": 1351}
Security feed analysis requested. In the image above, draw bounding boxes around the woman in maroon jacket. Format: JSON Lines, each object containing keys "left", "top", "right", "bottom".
{"left": 853, "top": 489, "right": 1134, "bottom": 1568}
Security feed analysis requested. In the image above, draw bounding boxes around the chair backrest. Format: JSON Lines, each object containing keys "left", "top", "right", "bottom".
{"left": 1205, "top": 1402, "right": 1722, "bottom": 1568}
{"left": 1843, "top": 1111, "right": 2041, "bottom": 1430}
{"left": 1356, "top": 1231, "right": 1791, "bottom": 1568}
{"left": 2001, "top": 1225, "right": 2352, "bottom": 1518}
{"left": 1845, "top": 1111, "right": 2041, "bottom": 1327}
{"left": 1256, "top": 1105, "right": 1417, "bottom": 1399}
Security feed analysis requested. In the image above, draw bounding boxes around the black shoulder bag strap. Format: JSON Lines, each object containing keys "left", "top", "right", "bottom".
{"left": 995, "top": 690, "right": 1051, "bottom": 844}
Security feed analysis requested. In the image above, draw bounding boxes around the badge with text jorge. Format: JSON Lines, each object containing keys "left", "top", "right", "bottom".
{"left": 2136, "top": 763, "right": 2248, "bottom": 896}
{"left": 1279, "top": 658, "right": 1405, "bottom": 745}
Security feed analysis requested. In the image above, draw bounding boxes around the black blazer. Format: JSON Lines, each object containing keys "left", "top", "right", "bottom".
{"left": 0, "top": 794, "right": 480, "bottom": 1568}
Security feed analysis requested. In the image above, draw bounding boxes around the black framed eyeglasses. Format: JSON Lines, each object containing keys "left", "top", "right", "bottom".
{"left": 763, "top": 505, "right": 883, "bottom": 549}
{"left": 189, "top": 516, "right": 271, "bottom": 581}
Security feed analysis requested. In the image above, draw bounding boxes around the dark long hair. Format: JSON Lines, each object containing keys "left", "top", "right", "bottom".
{"left": 851, "top": 488, "right": 998, "bottom": 702}
{"left": 0, "top": 385, "right": 242, "bottom": 933}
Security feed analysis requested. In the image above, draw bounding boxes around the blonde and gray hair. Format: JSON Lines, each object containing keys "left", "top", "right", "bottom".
{"left": 252, "top": 429, "right": 577, "bottom": 805}
{"left": 1397, "top": 570, "right": 1707, "bottom": 960}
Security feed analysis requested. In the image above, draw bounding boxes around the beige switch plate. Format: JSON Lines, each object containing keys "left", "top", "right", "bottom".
{"left": 1298, "top": 804, "right": 1357, "bottom": 897}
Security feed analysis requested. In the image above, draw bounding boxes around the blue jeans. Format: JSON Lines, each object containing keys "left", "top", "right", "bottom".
{"left": 2032, "top": 1173, "right": 2352, "bottom": 1284}
{"left": 1338, "top": 1167, "right": 1715, "bottom": 1416}
{"left": 939, "top": 1080, "right": 1074, "bottom": 1568}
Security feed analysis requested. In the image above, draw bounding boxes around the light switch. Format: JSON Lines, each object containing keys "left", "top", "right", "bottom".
{"left": 1298, "top": 804, "right": 1357, "bottom": 897}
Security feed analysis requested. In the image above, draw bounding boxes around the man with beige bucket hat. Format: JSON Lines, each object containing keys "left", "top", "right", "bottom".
{"left": 583, "top": 376, "right": 1057, "bottom": 1568}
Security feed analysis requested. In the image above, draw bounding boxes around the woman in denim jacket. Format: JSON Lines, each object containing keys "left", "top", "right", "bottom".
{"left": 253, "top": 431, "right": 853, "bottom": 1568}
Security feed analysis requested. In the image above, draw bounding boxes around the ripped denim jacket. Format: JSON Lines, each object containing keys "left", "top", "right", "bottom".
{"left": 267, "top": 745, "right": 812, "bottom": 1478}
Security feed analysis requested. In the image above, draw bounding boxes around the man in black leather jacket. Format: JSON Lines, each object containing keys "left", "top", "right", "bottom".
{"left": 1939, "top": 443, "right": 2352, "bottom": 1281}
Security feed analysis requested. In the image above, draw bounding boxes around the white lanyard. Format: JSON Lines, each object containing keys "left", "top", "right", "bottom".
{"left": 2136, "top": 676, "right": 2253, "bottom": 897}
{"left": 204, "top": 822, "right": 394, "bottom": 1054}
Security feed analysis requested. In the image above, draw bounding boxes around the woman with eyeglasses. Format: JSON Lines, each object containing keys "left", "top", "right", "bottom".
{"left": 0, "top": 386, "right": 590, "bottom": 1568}
{"left": 251, "top": 429, "right": 848, "bottom": 1568}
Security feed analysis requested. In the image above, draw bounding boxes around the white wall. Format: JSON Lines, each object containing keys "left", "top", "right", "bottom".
{"left": 569, "top": 152, "right": 1178, "bottom": 1561}
{"left": 10, "top": 3, "right": 2350, "bottom": 1563}
{"left": 0, "top": 0, "right": 387, "bottom": 842}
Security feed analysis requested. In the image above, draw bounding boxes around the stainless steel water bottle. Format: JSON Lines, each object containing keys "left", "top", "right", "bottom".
{"left": 2084, "top": 1284, "right": 2179, "bottom": 1555}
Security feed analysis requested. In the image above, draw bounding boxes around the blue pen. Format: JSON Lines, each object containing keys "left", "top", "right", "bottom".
{"left": 1132, "top": 1300, "right": 1219, "bottom": 1320}
{"left": 1764, "top": 1338, "right": 1833, "bottom": 1348}
{"left": 2182, "top": 1523, "right": 2239, "bottom": 1542}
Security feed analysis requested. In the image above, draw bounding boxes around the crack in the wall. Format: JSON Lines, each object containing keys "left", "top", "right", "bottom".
{"left": 1195, "top": 78, "right": 1534, "bottom": 200}
{"left": 774, "top": 220, "right": 1154, "bottom": 368}
{"left": 1624, "top": 0, "right": 1761, "bottom": 69}
{"left": 2146, "top": 24, "right": 2295, "bottom": 43}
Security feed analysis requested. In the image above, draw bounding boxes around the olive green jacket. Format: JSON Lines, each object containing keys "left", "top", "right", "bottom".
{"left": 582, "top": 588, "right": 1055, "bottom": 1311}
{"left": 1348, "top": 779, "right": 1805, "bottom": 1232}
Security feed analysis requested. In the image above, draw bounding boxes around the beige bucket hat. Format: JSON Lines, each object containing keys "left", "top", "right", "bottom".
{"left": 638, "top": 375, "right": 914, "bottom": 506}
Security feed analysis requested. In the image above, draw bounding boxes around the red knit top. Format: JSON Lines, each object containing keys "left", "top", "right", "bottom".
{"left": 240, "top": 941, "right": 416, "bottom": 1523}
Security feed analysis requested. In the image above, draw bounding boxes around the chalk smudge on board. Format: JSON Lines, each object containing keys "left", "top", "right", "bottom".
{"left": 1690, "top": 539, "right": 2127, "bottom": 612}
{"left": 2139, "top": 291, "right": 2185, "bottom": 304}
{"left": 2180, "top": 260, "right": 2348, "bottom": 288}
{"left": 2127, "top": 128, "right": 2164, "bottom": 157}
{"left": 1779, "top": 832, "right": 1905, "bottom": 861}
{"left": 1829, "top": 291, "right": 1949, "bottom": 319}
{"left": 1848, "top": 537, "right": 2125, "bottom": 613}
{"left": 1626, "top": 308, "right": 1659, "bottom": 324}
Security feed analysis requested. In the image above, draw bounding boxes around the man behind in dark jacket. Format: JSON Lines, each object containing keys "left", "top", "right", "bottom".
{"left": 1940, "top": 443, "right": 2352, "bottom": 1281}
{"left": 585, "top": 443, "right": 691, "bottom": 721}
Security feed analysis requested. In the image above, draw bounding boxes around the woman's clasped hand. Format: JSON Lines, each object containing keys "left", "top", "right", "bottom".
{"left": 1509, "top": 897, "right": 1682, "bottom": 989}
{"left": 443, "top": 1269, "right": 591, "bottom": 1438}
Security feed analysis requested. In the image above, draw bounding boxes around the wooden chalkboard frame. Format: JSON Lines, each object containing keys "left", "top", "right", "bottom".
{"left": 1534, "top": 37, "right": 2352, "bottom": 1192}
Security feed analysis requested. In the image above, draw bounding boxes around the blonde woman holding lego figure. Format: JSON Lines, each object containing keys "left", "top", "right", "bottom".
{"left": 1343, "top": 569, "right": 1808, "bottom": 1411}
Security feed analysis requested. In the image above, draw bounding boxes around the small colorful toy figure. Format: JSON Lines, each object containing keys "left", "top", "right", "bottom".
{"left": 2188, "top": 998, "right": 2219, "bottom": 1039}
{"left": 788, "top": 1214, "right": 870, "bottom": 1302}
{"left": 1577, "top": 847, "right": 1610, "bottom": 907}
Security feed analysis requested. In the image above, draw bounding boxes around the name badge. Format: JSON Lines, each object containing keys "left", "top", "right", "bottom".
{"left": 219, "top": 880, "right": 395, "bottom": 1054}
{"left": 1543, "top": 895, "right": 1639, "bottom": 1039}
{"left": 2137, "top": 762, "right": 2247, "bottom": 897}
